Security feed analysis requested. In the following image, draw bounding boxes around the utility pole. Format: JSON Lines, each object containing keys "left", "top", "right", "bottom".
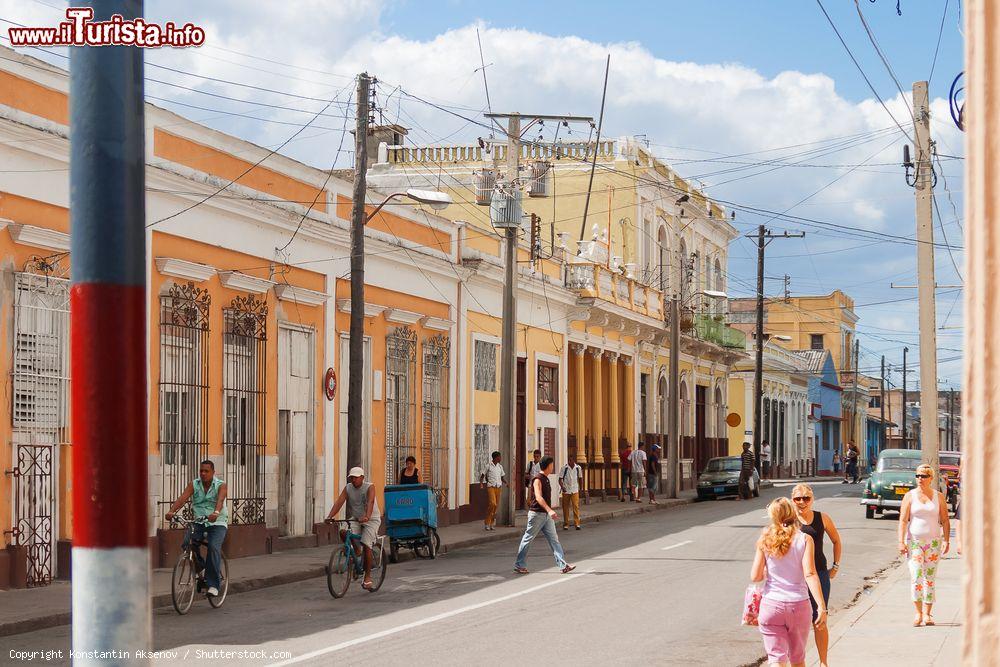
{"left": 70, "top": 0, "right": 149, "bottom": 656}
{"left": 880, "top": 355, "right": 886, "bottom": 452}
{"left": 486, "top": 111, "right": 592, "bottom": 526}
{"left": 851, "top": 339, "right": 860, "bottom": 445}
{"left": 749, "top": 225, "right": 804, "bottom": 475}
{"left": 947, "top": 388, "right": 954, "bottom": 451}
{"left": 912, "top": 81, "right": 940, "bottom": 470}
{"left": 902, "top": 347, "right": 909, "bottom": 449}
{"left": 666, "top": 296, "right": 680, "bottom": 498}
{"left": 347, "top": 73, "right": 371, "bottom": 473}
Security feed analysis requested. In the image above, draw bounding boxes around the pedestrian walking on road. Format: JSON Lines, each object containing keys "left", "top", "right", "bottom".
{"left": 620, "top": 443, "right": 634, "bottom": 502}
{"left": 525, "top": 449, "right": 542, "bottom": 508}
{"left": 647, "top": 444, "right": 661, "bottom": 504}
{"left": 514, "top": 456, "right": 576, "bottom": 574}
{"left": 792, "top": 484, "right": 843, "bottom": 667}
{"left": 629, "top": 443, "right": 648, "bottom": 502}
{"left": 750, "top": 498, "right": 827, "bottom": 667}
{"left": 479, "top": 451, "right": 507, "bottom": 531}
{"left": 761, "top": 441, "right": 772, "bottom": 480}
{"left": 898, "top": 463, "right": 950, "bottom": 627}
{"left": 739, "top": 442, "right": 755, "bottom": 500}
{"left": 558, "top": 455, "right": 584, "bottom": 530}
{"left": 843, "top": 444, "right": 860, "bottom": 484}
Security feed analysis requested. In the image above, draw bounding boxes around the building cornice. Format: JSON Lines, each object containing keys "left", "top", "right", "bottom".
{"left": 218, "top": 270, "right": 275, "bottom": 294}
{"left": 154, "top": 256, "right": 216, "bottom": 282}
{"left": 274, "top": 283, "right": 328, "bottom": 306}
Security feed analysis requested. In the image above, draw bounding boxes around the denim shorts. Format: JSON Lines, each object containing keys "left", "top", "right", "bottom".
{"left": 809, "top": 568, "right": 832, "bottom": 621}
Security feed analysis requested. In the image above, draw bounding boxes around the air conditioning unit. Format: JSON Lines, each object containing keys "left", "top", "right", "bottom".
{"left": 490, "top": 186, "right": 523, "bottom": 229}
{"left": 527, "top": 161, "right": 551, "bottom": 198}
{"left": 474, "top": 168, "right": 496, "bottom": 206}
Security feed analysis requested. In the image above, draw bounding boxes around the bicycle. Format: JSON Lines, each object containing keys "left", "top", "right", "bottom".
{"left": 169, "top": 516, "right": 229, "bottom": 614}
{"left": 324, "top": 519, "right": 388, "bottom": 598}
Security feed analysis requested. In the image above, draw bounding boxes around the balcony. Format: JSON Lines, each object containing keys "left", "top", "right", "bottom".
{"left": 693, "top": 313, "right": 746, "bottom": 349}
{"left": 565, "top": 262, "right": 664, "bottom": 321}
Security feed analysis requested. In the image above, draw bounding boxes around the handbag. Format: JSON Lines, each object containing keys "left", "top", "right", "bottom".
{"left": 742, "top": 583, "right": 763, "bottom": 626}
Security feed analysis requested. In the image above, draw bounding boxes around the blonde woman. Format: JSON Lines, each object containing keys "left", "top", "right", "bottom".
{"left": 751, "top": 498, "right": 827, "bottom": 667}
{"left": 898, "top": 463, "right": 950, "bottom": 626}
{"left": 791, "top": 484, "right": 843, "bottom": 667}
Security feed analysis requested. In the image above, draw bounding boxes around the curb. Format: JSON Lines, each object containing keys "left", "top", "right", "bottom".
{"left": 0, "top": 496, "right": 695, "bottom": 637}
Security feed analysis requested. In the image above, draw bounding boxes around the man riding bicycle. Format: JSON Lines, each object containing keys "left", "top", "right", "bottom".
{"left": 326, "top": 467, "right": 381, "bottom": 590}
{"left": 165, "top": 460, "right": 228, "bottom": 597}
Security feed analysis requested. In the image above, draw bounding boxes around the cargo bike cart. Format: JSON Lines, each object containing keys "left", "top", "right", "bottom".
{"left": 384, "top": 484, "right": 441, "bottom": 562}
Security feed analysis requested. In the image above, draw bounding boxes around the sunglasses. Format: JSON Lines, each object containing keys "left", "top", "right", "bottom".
{"left": 915, "top": 474, "right": 931, "bottom": 479}
{"left": 792, "top": 496, "right": 813, "bottom": 502}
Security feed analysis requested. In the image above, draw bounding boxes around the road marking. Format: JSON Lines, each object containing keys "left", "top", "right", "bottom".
{"left": 269, "top": 570, "right": 591, "bottom": 666}
{"left": 661, "top": 540, "right": 693, "bottom": 551}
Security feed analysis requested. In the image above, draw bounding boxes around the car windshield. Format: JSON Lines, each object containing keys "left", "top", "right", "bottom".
{"left": 705, "top": 458, "right": 741, "bottom": 472}
{"left": 878, "top": 456, "right": 920, "bottom": 472}
{"left": 940, "top": 454, "right": 961, "bottom": 467}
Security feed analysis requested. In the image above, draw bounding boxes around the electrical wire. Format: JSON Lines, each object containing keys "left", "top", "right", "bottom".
{"left": 928, "top": 0, "right": 952, "bottom": 85}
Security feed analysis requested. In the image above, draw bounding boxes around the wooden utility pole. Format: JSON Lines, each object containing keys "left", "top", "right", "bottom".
{"left": 880, "top": 355, "right": 886, "bottom": 452}
{"left": 347, "top": 73, "right": 370, "bottom": 473}
{"left": 902, "top": 347, "right": 909, "bottom": 449}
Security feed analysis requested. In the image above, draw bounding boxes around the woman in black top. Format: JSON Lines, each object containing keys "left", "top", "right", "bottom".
{"left": 791, "top": 483, "right": 843, "bottom": 667}
{"left": 398, "top": 456, "right": 420, "bottom": 485}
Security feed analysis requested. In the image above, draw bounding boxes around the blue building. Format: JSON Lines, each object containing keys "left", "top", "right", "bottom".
{"left": 795, "top": 350, "right": 843, "bottom": 473}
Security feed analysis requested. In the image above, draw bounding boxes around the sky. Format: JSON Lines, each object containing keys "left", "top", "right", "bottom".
{"left": 0, "top": 0, "right": 967, "bottom": 389}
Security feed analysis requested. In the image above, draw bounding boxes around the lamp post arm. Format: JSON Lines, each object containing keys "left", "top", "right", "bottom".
{"left": 364, "top": 192, "right": 408, "bottom": 223}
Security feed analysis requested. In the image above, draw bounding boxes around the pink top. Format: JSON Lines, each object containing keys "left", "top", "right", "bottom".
{"left": 907, "top": 489, "right": 942, "bottom": 541}
{"left": 763, "top": 531, "right": 810, "bottom": 602}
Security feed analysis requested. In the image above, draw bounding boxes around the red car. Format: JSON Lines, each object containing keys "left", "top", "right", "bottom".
{"left": 939, "top": 451, "right": 961, "bottom": 513}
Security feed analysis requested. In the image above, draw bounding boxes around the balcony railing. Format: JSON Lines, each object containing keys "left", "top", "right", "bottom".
{"left": 694, "top": 313, "right": 746, "bottom": 349}
{"left": 387, "top": 140, "right": 617, "bottom": 165}
{"left": 565, "top": 262, "right": 664, "bottom": 320}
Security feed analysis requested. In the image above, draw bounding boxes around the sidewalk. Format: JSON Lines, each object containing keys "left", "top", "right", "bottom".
{"left": 0, "top": 490, "right": 701, "bottom": 637}
{"left": 809, "top": 551, "right": 963, "bottom": 666}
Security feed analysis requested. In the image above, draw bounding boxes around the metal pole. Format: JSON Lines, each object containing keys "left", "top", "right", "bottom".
{"left": 880, "top": 355, "right": 886, "bottom": 452}
{"left": 902, "top": 347, "right": 909, "bottom": 449}
{"left": 347, "top": 73, "right": 370, "bottom": 473}
{"left": 70, "top": 0, "right": 149, "bottom": 656}
{"left": 666, "top": 296, "right": 680, "bottom": 498}
{"left": 912, "top": 81, "right": 940, "bottom": 470}
{"left": 752, "top": 225, "right": 765, "bottom": 475}
{"left": 498, "top": 114, "right": 520, "bottom": 527}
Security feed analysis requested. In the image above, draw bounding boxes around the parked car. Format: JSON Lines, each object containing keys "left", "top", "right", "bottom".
{"left": 861, "top": 448, "right": 923, "bottom": 519}
{"left": 939, "top": 450, "right": 961, "bottom": 513}
{"left": 696, "top": 456, "right": 759, "bottom": 500}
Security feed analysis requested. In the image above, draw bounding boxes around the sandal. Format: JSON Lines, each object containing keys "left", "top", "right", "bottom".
{"left": 561, "top": 564, "right": 576, "bottom": 574}
{"left": 362, "top": 580, "right": 374, "bottom": 590}
{"left": 924, "top": 615, "right": 935, "bottom": 626}
{"left": 913, "top": 613, "right": 924, "bottom": 627}
{"left": 513, "top": 566, "right": 529, "bottom": 574}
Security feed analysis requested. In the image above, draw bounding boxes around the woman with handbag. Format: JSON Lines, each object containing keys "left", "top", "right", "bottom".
{"left": 749, "top": 497, "right": 827, "bottom": 667}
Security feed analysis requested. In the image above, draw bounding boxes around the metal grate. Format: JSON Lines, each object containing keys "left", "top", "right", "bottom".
{"left": 473, "top": 424, "right": 497, "bottom": 480}
{"left": 9, "top": 271, "right": 69, "bottom": 587}
{"left": 385, "top": 326, "right": 417, "bottom": 484}
{"left": 158, "top": 282, "right": 210, "bottom": 524}
{"left": 421, "top": 335, "right": 449, "bottom": 499}
{"left": 223, "top": 295, "right": 267, "bottom": 525}
{"left": 473, "top": 340, "right": 496, "bottom": 391}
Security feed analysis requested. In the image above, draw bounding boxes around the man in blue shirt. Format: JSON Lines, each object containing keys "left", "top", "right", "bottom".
{"left": 165, "top": 460, "right": 229, "bottom": 597}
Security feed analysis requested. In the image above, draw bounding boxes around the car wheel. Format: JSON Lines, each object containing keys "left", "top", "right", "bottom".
{"left": 865, "top": 506, "right": 875, "bottom": 519}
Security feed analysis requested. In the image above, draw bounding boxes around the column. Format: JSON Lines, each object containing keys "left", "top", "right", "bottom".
{"left": 623, "top": 356, "right": 636, "bottom": 446}
{"left": 607, "top": 352, "right": 620, "bottom": 494}
{"left": 571, "top": 344, "right": 587, "bottom": 464}
{"left": 964, "top": 2, "right": 1000, "bottom": 661}
{"left": 589, "top": 347, "right": 604, "bottom": 465}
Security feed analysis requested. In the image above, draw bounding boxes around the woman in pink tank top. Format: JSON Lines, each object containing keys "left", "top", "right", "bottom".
{"left": 898, "top": 463, "right": 950, "bottom": 627}
{"left": 750, "top": 498, "right": 827, "bottom": 667}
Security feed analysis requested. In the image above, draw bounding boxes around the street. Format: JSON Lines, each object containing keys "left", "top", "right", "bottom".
{"left": 1, "top": 481, "right": 899, "bottom": 666}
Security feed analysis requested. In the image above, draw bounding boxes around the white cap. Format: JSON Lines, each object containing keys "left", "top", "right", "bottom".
{"left": 348, "top": 466, "right": 365, "bottom": 479}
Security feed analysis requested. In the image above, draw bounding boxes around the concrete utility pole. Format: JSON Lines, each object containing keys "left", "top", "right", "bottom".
{"left": 912, "top": 81, "right": 940, "bottom": 471}
{"left": 70, "top": 0, "right": 149, "bottom": 656}
{"left": 666, "top": 296, "right": 680, "bottom": 498}
{"left": 347, "top": 73, "right": 371, "bottom": 474}
{"left": 851, "top": 339, "right": 859, "bottom": 445}
{"left": 902, "top": 346, "right": 909, "bottom": 449}
{"left": 880, "top": 355, "right": 886, "bottom": 451}
{"left": 486, "top": 111, "right": 592, "bottom": 525}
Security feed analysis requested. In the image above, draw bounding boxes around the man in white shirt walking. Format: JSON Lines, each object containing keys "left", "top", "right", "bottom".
{"left": 761, "top": 440, "right": 772, "bottom": 480}
{"left": 524, "top": 449, "right": 542, "bottom": 509}
{"left": 558, "top": 454, "right": 584, "bottom": 530}
{"left": 629, "top": 443, "right": 648, "bottom": 502}
{"left": 479, "top": 451, "right": 507, "bottom": 531}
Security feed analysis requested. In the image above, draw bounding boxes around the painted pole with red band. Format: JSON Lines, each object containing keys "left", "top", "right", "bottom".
{"left": 69, "top": 0, "right": 150, "bottom": 661}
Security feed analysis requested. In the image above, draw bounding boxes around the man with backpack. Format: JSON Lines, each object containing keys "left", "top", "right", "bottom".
{"left": 619, "top": 443, "right": 634, "bottom": 502}
{"left": 558, "top": 454, "right": 584, "bottom": 530}
{"left": 524, "top": 449, "right": 542, "bottom": 508}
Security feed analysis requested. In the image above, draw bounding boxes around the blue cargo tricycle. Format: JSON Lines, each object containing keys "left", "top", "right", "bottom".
{"left": 384, "top": 484, "right": 441, "bottom": 562}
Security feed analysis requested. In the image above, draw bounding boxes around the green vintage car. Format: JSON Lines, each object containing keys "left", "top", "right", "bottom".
{"left": 861, "top": 449, "right": 923, "bottom": 519}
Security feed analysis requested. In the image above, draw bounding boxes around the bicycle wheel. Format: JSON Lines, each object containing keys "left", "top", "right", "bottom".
{"left": 171, "top": 552, "right": 197, "bottom": 615}
{"left": 327, "top": 548, "right": 352, "bottom": 599}
{"left": 207, "top": 555, "right": 229, "bottom": 608}
{"left": 368, "top": 539, "right": 388, "bottom": 592}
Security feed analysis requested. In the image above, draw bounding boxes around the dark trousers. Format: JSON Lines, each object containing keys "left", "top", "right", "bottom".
{"left": 738, "top": 472, "right": 752, "bottom": 499}
{"left": 183, "top": 523, "right": 227, "bottom": 590}
{"left": 847, "top": 463, "right": 859, "bottom": 483}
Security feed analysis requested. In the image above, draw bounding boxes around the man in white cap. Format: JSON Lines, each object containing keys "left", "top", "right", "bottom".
{"left": 326, "top": 467, "right": 381, "bottom": 590}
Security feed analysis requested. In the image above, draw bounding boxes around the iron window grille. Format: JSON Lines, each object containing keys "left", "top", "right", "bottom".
{"left": 386, "top": 326, "right": 417, "bottom": 485}
{"left": 223, "top": 295, "right": 267, "bottom": 525}
{"left": 537, "top": 362, "right": 559, "bottom": 411}
{"left": 473, "top": 340, "right": 497, "bottom": 391}
{"left": 421, "top": 335, "right": 450, "bottom": 498}
{"left": 158, "top": 282, "right": 210, "bottom": 525}
{"left": 473, "top": 424, "right": 498, "bottom": 480}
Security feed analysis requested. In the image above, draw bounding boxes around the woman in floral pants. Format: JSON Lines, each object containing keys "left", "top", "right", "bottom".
{"left": 898, "top": 464, "right": 951, "bottom": 626}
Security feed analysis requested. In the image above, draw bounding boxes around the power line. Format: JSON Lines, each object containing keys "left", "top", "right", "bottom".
{"left": 928, "top": 0, "right": 952, "bottom": 85}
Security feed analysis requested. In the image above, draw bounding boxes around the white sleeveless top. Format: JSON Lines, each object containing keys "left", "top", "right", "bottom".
{"left": 907, "top": 489, "right": 942, "bottom": 541}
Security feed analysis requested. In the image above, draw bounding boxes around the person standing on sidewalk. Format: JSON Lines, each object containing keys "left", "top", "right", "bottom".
{"left": 524, "top": 449, "right": 542, "bottom": 508}
{"left": 514, "top": 456, "right": 576, "bottom": 574}
{"left": 792, "top": 484, "right": 843, "bottom": 667}
{"left": 739, "top": 442, "right": 755, "bottom": 500}
{"left": 750, "top": 498, "right": 827, "bottom": 667}
{"left": 761, "top": 440, "right": 772, "bottom": 480}
{"left": 629, "top": 443, "right": 648, "bottom": 503}
{"left": 558, "top": 455, "right": 583, "bottom": 530}
{"left": 646, "top": 444, "right": 661, "bottom": 505}
{"left": 898, "top": 463, "right": 950, "bottom": 627}
{"left": 619, "top": 442, "right": 634, "bottom": 502}
{"left": 832, "top": 451, "right": 841, "bottom": 476}
{"left": 479, "top": 451, "right": 507, "bottom": 531}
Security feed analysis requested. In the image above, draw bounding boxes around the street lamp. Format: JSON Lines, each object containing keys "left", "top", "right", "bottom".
{"left": 666, "top": 288, "right": 728, "bottom": 499}
{"left": 346, "top": 188, "right": 453, "bottom": 473}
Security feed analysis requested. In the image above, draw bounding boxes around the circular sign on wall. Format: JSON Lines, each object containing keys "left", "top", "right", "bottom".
{"left": 324, "top": 367, "right": 337, "bottom": 401}
{"left": 726, "top": 412, "right": 742, "bottom": 428}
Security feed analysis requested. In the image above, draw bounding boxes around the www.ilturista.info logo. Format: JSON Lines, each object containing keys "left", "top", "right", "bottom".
{"left": 7, "top": 7, "right": 205, "bottom": 48}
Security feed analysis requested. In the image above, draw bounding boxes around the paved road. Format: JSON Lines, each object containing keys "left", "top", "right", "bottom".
{"left": 2, "top": 480, "right": 899, "bottom": 666}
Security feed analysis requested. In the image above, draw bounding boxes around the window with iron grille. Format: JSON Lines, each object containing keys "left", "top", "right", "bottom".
{"left": 421, "top": 335, "right": 449, "bottom": 496}
{"left": 386, "top": 326, "right": 417, "bottom": 484}
{"left": 473, "top": 424, "right": 497, "bottom": 479}
{"left": 223, "top": 295, "right": 267, "bottom": 525}
{"left": 537, "top": 362, "right": 558, "bottom": 411}
{"left": 158, "top": 282, "right": 210, "bottom": 523}
{"left": 474, "top": 340, "right": 497, "bottom": 391}
{"left": 811, "top": 334, "right": 824, "bottom": 350}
